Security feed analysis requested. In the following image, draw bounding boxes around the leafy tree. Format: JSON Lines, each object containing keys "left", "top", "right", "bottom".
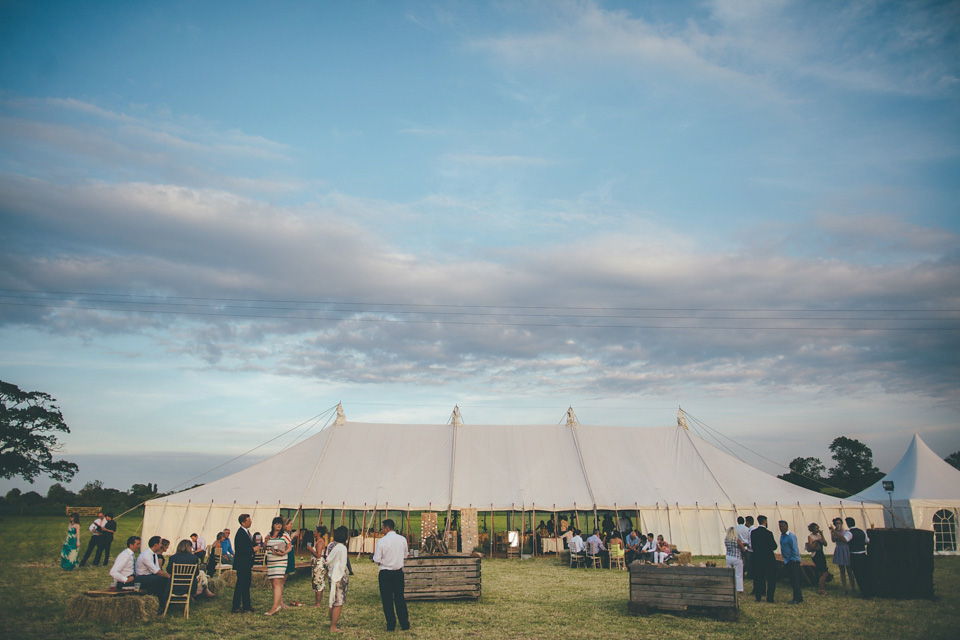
{"left": 0, "top": 381, "right": 78, "bottom": 483}
{"left": 828, "top": 436, "right": 883, "bottom": 494}
{"left": 777, "top": 456, "right": 826, "bottom": 491}
{"left": 946, "top": 451, "right": 960, "bottom": 471}
{"left": 47, "top": 482, "right": 77, "bottom": 504}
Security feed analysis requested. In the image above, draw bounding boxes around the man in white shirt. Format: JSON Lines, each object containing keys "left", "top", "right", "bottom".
{"left": 108, "top": 536, "right": 141, "bottom": 588}
{"left": 586, "top": 529, "right": 608, "bottom": 567}
{"left": 190, "top": 532, "right": 207, "bottom": 562}
{"left": 569, "top": 529, "right": 585, "bottom": 554}
{"left": 136, "top": 535, "right": 171, "bottom": 600}
{"left": 736, "top": 516, "right": 753, "bottom": 579}
{"left": 372, "top": 519, "right": 410, "bottom": 632}
{"left": 640, "top": 533, "right": 657, "bottom": 563}
{"left": 80, "top": 511, "right": 107, "bottom": 567}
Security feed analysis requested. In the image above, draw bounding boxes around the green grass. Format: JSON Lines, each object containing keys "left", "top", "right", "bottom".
{"left": 2, "top": 516, "right": 959, "bottom": 639}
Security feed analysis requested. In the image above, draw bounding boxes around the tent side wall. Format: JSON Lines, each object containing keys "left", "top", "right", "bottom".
{"left": 881, "top": 499, "right": 960, "bottom": 556}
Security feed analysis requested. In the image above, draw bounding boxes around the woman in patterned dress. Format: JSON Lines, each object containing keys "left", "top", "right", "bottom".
{"left": 307, "top": 525, "right": 329, "bottom": 606}
{"left": 60, "top": 512, "right": 80, "bottom": 570}
{"left": 264, "top": 516, "right": 291, "bottom": 615}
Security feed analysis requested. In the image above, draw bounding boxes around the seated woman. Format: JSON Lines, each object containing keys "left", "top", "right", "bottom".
{"left": 206, "top": 532, "right": 224, "bottom": 575}
{"left": 654, "top": 534, "right": 672, "bottom": 564}
{"left": 167, "top": 539, "right": 216, "bottom": 599}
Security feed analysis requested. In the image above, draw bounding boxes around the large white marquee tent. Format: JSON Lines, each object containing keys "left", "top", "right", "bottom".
{"left": 143, "top": 408, "right": 883, "bottom": 555}
{"left": 858, "top": 434, "right": 960, "bottom": 555}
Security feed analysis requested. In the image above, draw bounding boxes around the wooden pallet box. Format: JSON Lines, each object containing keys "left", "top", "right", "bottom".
{"left": 629, "top": 564, "right": 738, "bottom": 621}
{"left": 404, "top": 555, "right": 481, "bottom": 601}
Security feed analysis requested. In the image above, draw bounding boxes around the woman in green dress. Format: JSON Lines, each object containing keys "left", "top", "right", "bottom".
{"left": 61, "top": 512, "right": 80, "bottom": 570}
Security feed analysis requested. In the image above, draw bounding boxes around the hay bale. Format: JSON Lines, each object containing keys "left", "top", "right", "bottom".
{"left": 66, "top": 593, "right": 159, "bottom": 623}
{"left": 220, "top": 569, "right": 237, "bottom": 587}
{"left": 252, "top": 571, "right": 270, "bottom": 589}
{"left": 208, "top": 576, "right": 226, "bottom": 594}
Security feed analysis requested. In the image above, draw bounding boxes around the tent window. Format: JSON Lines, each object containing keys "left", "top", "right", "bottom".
{"left": 933, "top": 509, "right": 957, "bottom": 552}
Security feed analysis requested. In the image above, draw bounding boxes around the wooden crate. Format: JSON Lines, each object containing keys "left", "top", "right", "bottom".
{"left": 404, "top": 555, "right": 481, "bottom": 601}
{"left": 629, "top": 564, "right": 737, "bottom": 621}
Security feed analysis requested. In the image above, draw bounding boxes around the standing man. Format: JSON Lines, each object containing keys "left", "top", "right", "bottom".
{"left": 109, "top": 536, "right": 141, "bottom": 589}
{"left": 232, "top": 513, "right": 259, "bottom": 614}
{"left": 744, "top": 515, "right": 756, "bottom": 579}
{"left": 750, "top": 515, "right": 778, "bottom": 603}
{"left": 98, "top": 513, "right": 118, "bottom": 566}
{"left": 135, "top": 536, "right": 171, "bottom": 602}
{"left": 372, "top": 519, "right": 410, "bottom": 632}
{"left": 778, "top": 520, "right": 803, "bottom": 604}
{"left": 735, "top": 516, "right": 752, "bottom": 580}
{"left": 846, "top": 517, "right": 871, "bottom": 595}
{"left": 79, "top": 510, "right": 106, "bottom": 567}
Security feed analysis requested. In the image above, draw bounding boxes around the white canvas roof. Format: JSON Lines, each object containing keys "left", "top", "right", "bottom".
{"left": 143, "top": 418, "right": 882, "bottom": 554}
{"left": 859, "top": 434, "right": 960, "bottom": 502}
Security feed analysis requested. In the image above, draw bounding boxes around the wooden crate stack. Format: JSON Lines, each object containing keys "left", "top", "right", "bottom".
{"left": 629, "top": 564, "right": 738, "bottom": 621}
{"left": 404, "top": 556, "right": 481, "bottom": 600}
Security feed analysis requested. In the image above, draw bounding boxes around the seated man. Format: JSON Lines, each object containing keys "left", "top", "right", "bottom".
{"left": 586, "top": 529, "right": 609, "bottom": 568}
{"left": 190, "top": 532, "right": 207, "bottom": 563}
{"left": 136, "top": 535, "right": 172, "bottom": 602}
{"left": 221, "top": 528, "right": 235, "bottom": 562}
{"left": 109, "top": 536, "right": 141, "bottom": 589}
{"left": 569, "top": 528, "right": 585, "bottom": 565}
{"left": 624, "top": 529, "right": 642, "bottom": 565}
{"left": 640, "top": 533, "right": 657, "bottom": 563}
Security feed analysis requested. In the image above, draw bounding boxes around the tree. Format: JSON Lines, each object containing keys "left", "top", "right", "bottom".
{"left": 47, "top": 482, "right": 77, "bottom": 504}
{"left": 828, "top": 436, "right": 883, "bottom": 494}
{"left": 0, "top": 380, "right": 78, "bottom": 483}
{"left": 777, "top": 456, "right": 826, "bottom": 491}
{"left": 946, "top": 452, "right": 960, "bottom": 471}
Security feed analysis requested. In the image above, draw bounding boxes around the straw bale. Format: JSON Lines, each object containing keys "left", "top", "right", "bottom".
{"left": 66, "top": 593, "right": 159, "bottom": 624}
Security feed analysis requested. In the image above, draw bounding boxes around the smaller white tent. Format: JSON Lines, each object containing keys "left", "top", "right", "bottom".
{"left": 858, "top": 434, "right": 960, "bottom": 555}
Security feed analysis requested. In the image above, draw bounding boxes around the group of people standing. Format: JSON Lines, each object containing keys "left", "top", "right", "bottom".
{"left": 724, "top": 514, "right": 870, "bottom": 605}
{"left": 229, "top": 514, "right": 411, "bottom": 633}
{"left": 60, "top": 510, "right": 118, "bottom": 570}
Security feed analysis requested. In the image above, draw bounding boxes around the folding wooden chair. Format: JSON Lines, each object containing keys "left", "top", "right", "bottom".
{"left": 569, "top": 549, "right": 585, "bottom": 568}
{"left": 162, "top": 563, "right": 198, "bottom": 618}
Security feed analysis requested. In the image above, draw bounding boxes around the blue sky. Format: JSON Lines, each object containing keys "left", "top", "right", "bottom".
{"left": 1, "top": 0, "right": 958, "bottom": 495}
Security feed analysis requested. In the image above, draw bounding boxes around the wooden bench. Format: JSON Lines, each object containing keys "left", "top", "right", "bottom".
{"left": 404, "top": 555, "right": 481, "bottom": 601}
{"left": 629, "top": 564, "right": 738, "bottom": 621}
{"left": 66, "top": 506, "right": 102, "bottom": 517}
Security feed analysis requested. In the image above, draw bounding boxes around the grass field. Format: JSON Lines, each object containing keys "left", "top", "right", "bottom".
{"left": 1, "top": 516, "right": 958, "bottom": 639}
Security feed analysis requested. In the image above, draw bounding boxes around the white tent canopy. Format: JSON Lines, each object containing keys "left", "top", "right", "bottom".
{"left": 144, "top": 413, "right": 882, "bottom": 555}
{"left": 858, "top": 434, "right": 960, "bottom": 554}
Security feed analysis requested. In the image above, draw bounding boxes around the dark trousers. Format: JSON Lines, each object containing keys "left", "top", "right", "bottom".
{"left": 378, "top": 569, "right": 409, "bottom": 631}
{"left": 742, "top": 549, "right": 752, "bottom": 578}
{"left": 80, "top": 536, "right": 101, "bottom": 566}
{"left": 98, "top": 537, "right": 113, "bottom": 565}
{"left": 850, "top": 553, "right": 870, "bottom": 595}
{"left": 753, "top": 557, "right": 777, "bottom": 602}
{"left": 785, "top": 560, "right": 803, "bottom": 602}
{"left": 232, "top": 566, "right": 252, "bottom": 611}
{"left": 137, "top": 573, "right": 170, "bottom": 609}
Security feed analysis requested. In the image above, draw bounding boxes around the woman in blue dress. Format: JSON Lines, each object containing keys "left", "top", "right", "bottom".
{"left": 60, "top": 512, "right": 80, "bottom": 570}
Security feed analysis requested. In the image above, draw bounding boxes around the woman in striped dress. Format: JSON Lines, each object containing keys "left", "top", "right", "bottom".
{"left": 264, "top": 516, "right": 291, "bottom": 615}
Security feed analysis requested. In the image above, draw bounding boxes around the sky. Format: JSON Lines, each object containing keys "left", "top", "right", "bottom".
{"left": 1, "top": 0, "right": 958, "bottom": 496}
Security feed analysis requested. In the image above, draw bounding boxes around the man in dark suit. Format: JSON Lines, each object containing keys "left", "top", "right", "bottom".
{"left": 232, "top": 513, "right": 259, "bottom": 613}
{"left": 750, "top": 515, "right": 778, "bottom": 603}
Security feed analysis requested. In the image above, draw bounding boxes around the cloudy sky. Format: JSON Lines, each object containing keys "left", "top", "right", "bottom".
{"left": 1, "top": 0, "right": 958, "bottom": 495}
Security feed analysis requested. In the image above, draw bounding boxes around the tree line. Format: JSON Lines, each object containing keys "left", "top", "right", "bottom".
{"left": 0, "top": 480, "right": 167, "bottom": 516}
{"left": 778, "top": 435, "right": 960, "bottom": 496}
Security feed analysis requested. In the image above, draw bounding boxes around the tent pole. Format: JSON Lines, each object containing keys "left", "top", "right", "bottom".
{"left": 359, "top": 505, "right": 368, "bottom": 558}
{"left": 532, "top": 505, "right": 536, "bottom": 557}
{"left": 521, "top": 504, "right": 526, "bottom": 555}
{"left": 490, "top": 503, "right": 495, "bottom": 559}
{"left": 635, "top": 503, "right": 642, "bottom": 537}
{"left": 340, "top": 502, "right": 344, "bottom": 527}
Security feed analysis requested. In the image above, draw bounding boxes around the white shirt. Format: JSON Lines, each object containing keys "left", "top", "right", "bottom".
{"left": 372, "top": 530, "right": 408, "bottom": 571}
{"left": 89, "top": 516, "right": 106, "bottom": 534}
{"left": 192, "top": 536, "right": 206, "bottom": 551}
{"left": 109, "top": 548, "right": 136, "bottom": 586}
{"left": 641, "top": 539, "right": 656, "bottom": 553}
{"left": 735, "top": 524, "right": 751, "bottom": 550}
{"left": 136, "top": 549, "right": 162, "bottom": 576}
{"left": 570, "top": 534, "right": 585, "bottom": 553}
